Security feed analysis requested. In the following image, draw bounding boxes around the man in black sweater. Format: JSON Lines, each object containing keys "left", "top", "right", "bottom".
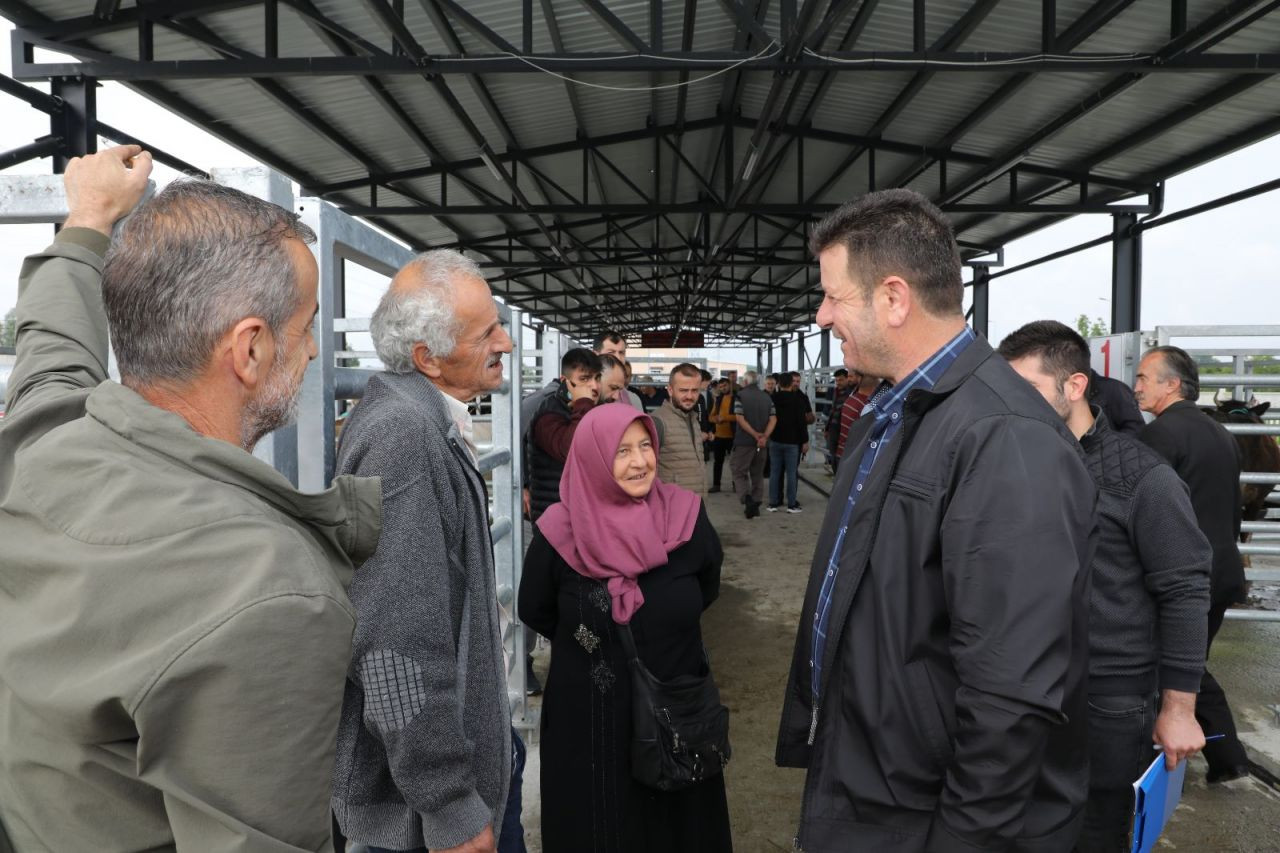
{"left": 1136, "top": 345, "right": 1252, "bottom": 784}
{"left": 1000, "top": 322, "right": 1210, "bottom": 853}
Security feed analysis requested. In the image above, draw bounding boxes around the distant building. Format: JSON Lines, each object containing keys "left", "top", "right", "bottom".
{"left": 626, "top": 347, "right": 748, "bottom": 385}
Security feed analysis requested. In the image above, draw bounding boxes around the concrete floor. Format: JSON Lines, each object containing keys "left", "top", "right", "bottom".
{"left": 514, "top": 464, "right": 1280, "bottom": 851}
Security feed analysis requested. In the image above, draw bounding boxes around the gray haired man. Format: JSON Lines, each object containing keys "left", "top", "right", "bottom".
{"left": 0, "top": 147, "right": 379, "bottom": 851}
{"left": 331, "top": 251, "right": 522, "bottom": 853}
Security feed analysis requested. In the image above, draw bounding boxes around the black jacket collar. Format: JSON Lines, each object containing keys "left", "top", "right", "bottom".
{"left": 898, "top": 332, "right": 995, "bottom": 417}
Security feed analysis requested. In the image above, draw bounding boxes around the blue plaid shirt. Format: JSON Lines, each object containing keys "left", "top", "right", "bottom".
{"left": 810, "top": 326, "right": 976, "bottom": 705}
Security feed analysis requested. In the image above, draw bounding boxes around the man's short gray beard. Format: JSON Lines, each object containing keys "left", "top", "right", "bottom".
{"left": 240, "top": 339, "right": 304, "bottom": 451}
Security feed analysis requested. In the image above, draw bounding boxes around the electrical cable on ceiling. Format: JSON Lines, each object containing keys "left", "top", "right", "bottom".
{"left": 458, "top": 41, "right": 782, "bottom": 92}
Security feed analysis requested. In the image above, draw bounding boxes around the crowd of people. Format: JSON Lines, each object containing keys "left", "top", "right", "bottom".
{"left": 0, "top": 146, "right": 1257, "bottom": 853}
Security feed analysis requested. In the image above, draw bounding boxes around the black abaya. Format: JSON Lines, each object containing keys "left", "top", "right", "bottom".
{"left": 519, "top": 504, "right": 732, "bottom": 853}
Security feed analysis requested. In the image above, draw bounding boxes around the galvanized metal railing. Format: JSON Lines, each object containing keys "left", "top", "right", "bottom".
{"left": 1196, "top": 370, "right": 1280, "bottom": 621}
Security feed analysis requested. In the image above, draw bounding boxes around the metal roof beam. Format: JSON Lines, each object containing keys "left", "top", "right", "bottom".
{"left": 0, "top": 70, "right": 62, "bottom": 114}
{"left": 681, "top": 0, "right": 827, "bottom": 326}
{"left": 335, "top": 200, "right": 1158, "bottom": 216}
{"left": 684, "top": 0, "right": 1003, "bottom": 326}
{"left": 358, "top": 0, "right": 606, "bottom": 316}
{"left": 878, "top": 0, "right": 1144, "bottom": 209}
{"left": 574, "top": 0, "right": 650, "bottom": 52}
{"left": 716, "top": 0, "right": 775, "bottom": 46}
{"left": 677, "top": 0, "right": 882, "bottom": 331}
{"left": 665, "top": 0, "right": 700, "bottom": 215}
{"left": 937, "top": 0, "right": 1280, "bottom": 206}
{"left": 538, "top": 0, "right": 611, "bottom": 212}
{"left": 157, "top": 17, "right": 381, "bottom": 172}
{"left": 15, "top": 0, "right": 263, "bottom": 41}
{"left": 20, "top": 43, "right": 1280, "bottom": 78}
{"left": 220, "top": 0, "right": 590, "bottom": 307}
{"left": 873, "top": 0, "right": 1139, "bottom": 191}
{"left": 429, "top": 0, "right": 520, "bottom": 53}
{"left": 302, "top": 118, "right": 729, "bottom": 196}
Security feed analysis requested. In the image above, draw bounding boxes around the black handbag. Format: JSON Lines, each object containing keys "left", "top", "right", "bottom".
{"left": 615, "top": 622, "right": 731, "bottom": 791}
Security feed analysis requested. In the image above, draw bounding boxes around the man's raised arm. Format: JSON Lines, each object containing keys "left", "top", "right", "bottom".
{"left": 5, "top": 146, "right": 151, "bottom": 416}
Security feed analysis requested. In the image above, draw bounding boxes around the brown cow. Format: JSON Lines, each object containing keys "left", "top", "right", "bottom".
{"left": 1202, "top": 393, "right": 1280, "bottom": 532}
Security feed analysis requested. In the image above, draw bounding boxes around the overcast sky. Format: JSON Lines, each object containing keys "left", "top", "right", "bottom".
{"left": 3, "top": 17, "right": 1277, "bottom": 370}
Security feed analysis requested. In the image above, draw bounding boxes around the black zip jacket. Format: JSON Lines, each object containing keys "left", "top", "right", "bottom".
{"left": 527, "top": 388, "right": 571, "bottom": 522}
{"left": 1138, "top": 400, "right": 1246, "bottom": 605}
{"left": 1079, "top": 410, "right": 1210, "bottom": 695}
{"left": 1087, "top": 369, "right": 1145, "bottom": 437}
{"left": 776, "top": 337, "right": 1098, "bottom": 853}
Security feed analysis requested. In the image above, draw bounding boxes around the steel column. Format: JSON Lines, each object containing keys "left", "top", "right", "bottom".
{"left": 1110, "top": 212, "right": 1142, "bottom": 333}
{"left": 781, "top": 338, "right": 789, "bottom": 373}
{"left": 971, "top": 268, "right": 990, "bottom": 339}
{"left": 50, "top": 76, "right": 96, "bottom": 174}
{"left": 819, "top": 328, "right": 831, "bottom": 366}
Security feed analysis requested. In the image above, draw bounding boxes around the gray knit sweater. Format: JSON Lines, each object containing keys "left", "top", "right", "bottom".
{"left": 332, "top": 371, "right": 511, "bottom": 850}
{"left": 1079, "top": 410, "right": 1211, "bottom": 695}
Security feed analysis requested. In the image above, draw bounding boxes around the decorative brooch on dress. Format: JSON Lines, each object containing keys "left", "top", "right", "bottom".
{"left": 589, "top": 584, "right": 612, "bottom": 613}
{"left": 590, "top": 659, "right": 616, "bottom": 693}
{"left": 574, "top": 623, "right": 600, "bottom": 654}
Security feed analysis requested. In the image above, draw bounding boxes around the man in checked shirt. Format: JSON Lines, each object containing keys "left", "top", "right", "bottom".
{"left": 775, "top": 190, "right": 1098, "bottom": 853}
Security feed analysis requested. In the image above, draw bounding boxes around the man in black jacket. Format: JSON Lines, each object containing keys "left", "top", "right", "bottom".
{"left": 1000, "top": 322, "right": 1210, "bottom": 852}
{"left": 1135, "top": 345, "right": 1252, "bottom": 783}
{"left": 1088, "top": 368, "right": 1145, "bottom": 436}
{"left": 777, "top": 190, "right": 1097, "bottom": 853}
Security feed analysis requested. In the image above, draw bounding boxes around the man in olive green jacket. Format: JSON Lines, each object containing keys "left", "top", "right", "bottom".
{"left": 0, "top": 147, "right": 380, "bottom": 852}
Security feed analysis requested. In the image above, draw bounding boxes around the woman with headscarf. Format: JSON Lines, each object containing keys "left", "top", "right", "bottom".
{"left": 519, "top": 404, "right": 731, "bottom": 853}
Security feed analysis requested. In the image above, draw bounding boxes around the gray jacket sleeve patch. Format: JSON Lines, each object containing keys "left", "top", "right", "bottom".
{"left": 358, "top": 649, "right": 428, "bottom": 734}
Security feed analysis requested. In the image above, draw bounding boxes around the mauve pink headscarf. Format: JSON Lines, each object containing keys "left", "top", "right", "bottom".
{"left": 535, "top": 403, "right": 701, "bottom": 624}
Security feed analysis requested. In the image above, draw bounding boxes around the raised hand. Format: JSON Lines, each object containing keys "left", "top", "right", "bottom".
{"left": 63, "top": 144, "right": 154, "bottom": 236}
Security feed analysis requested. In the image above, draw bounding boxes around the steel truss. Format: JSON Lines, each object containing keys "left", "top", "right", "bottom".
{"left": 2, "top": 0, "right": 1280, "bottom": 343}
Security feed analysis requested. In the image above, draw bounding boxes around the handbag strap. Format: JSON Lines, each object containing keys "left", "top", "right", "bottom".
{"left": 615, "top": 619, "right": 642, "bottom": 664}
{"left": 616, "top": 615, "right": 714, "bottom": 679}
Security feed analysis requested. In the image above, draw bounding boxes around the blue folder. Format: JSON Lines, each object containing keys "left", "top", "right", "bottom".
{"left": 1130, "top": 752, "right": 1188, "bottom": 853}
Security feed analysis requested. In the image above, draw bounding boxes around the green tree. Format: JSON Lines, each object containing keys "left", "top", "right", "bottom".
{"left": 1075, "top": 314, "right": 1108, "bottom": 338}
{"left": 0, "top": 307, "right": 16, "bottom": 349}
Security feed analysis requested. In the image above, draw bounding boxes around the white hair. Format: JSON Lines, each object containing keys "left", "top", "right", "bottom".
{"left": 371, "top": 250, "right": 483, "bottom": 373}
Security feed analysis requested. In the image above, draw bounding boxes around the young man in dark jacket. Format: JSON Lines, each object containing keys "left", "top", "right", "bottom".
{"left": 777, "top": 190, "right": 1097, "bottom": 853}
{"left": 1000, "top": 321, "right": 1211, "bottom": 852}
{"left": 527, "top": 347, "right": 602, "bottom": 522}
{"left": 1135, "top": 345, "right": 1252, "bottom": 783}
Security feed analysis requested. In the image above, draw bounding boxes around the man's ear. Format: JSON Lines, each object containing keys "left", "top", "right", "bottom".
{"left": 411, "top": 341, "right": 442, "bottom": 379}
{"left": 1065, "top": 371, "right": 1090, "bottom": 403}
{"left": 228, "top": 316, "right": 272, "bottom": 390}
{"left": 880, "top": 275, "right": 912, "bottom": 328}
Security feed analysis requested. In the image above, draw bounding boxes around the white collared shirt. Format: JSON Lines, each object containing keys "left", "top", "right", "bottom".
{"left": 442, "top": 391, "right": 478, "bottom": 465}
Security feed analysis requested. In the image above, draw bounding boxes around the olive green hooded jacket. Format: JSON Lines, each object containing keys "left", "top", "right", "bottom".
{"left": 0, "top": 230, "right": 381, "bottom": 852}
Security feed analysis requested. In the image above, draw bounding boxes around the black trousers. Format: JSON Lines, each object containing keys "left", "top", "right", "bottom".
{"left": 1198, "top": 600, "right": 1249, "bottom": 773}
{"left": 1076, "top": 692, "right": 1157, "bottom": 853}
{"left": 711, "top": 437, "right": 733, "bottom": 488}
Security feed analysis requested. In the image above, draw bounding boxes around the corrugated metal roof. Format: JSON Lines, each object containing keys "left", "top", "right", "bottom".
{"left": 8, "top": 0, "right": 1278, "bottom": 342}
